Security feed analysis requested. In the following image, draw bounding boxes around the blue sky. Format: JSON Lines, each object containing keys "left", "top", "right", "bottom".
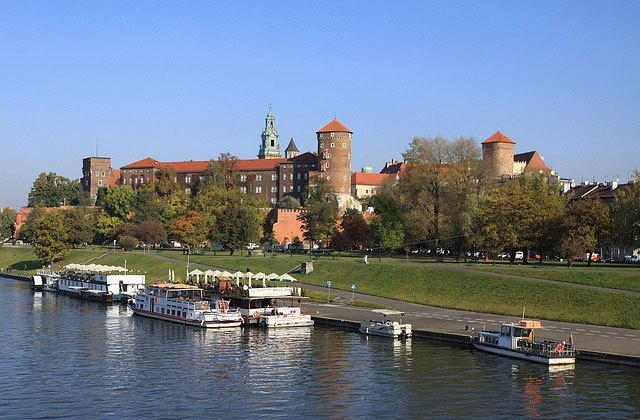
{"left": 1, "top": 1, "right": 639, "bottom": 209}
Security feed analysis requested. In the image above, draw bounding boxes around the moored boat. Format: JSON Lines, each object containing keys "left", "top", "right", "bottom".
{"left": 473, "top": 319, "right": 575, "bottom": 365}
{"left": 359, "top": 310, "right": 412, "bottom": 338}
{"left": 205, "top": 277, "right": 313, "bottom": 327}
{"left": 57, "top": 264, "right": 145, "bottom": 303}
{"left": 131, "top": 282, "right": 243, "bottom": 328}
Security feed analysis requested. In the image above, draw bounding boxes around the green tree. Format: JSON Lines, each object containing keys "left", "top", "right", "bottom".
{"left": 612, "top": 170, "right": 640, "bottom": 247}
{"left": 94, "top": 214, "right": 122, "bottom": 244}
{"left": 135, "top": 220, "right": 167, "bottom": 246}
{"left": 276, "top": 196, "right": 302, "bottom": 209}
{"left": 118, "top": 235, "right": 138, "bottom": 251}
{"left": 0, "top": 207, "right": 16, "bottom": 240}
{"left": 211, "top": 205, "right": 263, "bottom": 255}
{"left": 369, "top": 185, "right": 405, "bottom": 255}
{"left": 35, "top": 210, "right": 68, "bottom": 266}
{"left": 564, "top": 198, "right": 610, "bottom": 265}
{"left": 132, "top": 184, "right": 170, "bottom": 225}
{"left": 333, "top": 208, "right": 369, "bottom": 250}
{"left": 169, "top": 210, "right": 208, "bottom": 249}
{"left": 103, "top": 185, "right": 135, "bottom": 220}
{"left": 64, "top": 207, "right": 96, "bottom": 248}
{"left": 298, "top": 177, "right": 338, "bottom": 247}
{"left": 400, "top": 135, "right": 482, "bottom": 253}
{"left": 19, "top": 207, "right": 46, "bottom": 242}
{"left": 155, "top": 167, "right": 179, "bottom": 198}
{"left": 28, "top": 172, "right": 81, "bottom": 207}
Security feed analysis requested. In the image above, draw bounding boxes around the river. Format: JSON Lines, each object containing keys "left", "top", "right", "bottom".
{"left": 0, "top": 277, "right": 638, "bottom": 419}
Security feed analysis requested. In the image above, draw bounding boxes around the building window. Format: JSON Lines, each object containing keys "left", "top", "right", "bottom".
{"left": 319, "top": 134, "right": 323, "bottom": 139}
{"left": 128, "top": 178, "right": 132, "bottom": 184}
{"left": 185, "top": 188, "right": 191, "bottom": 195}
{"left": 256, "top": 174, "right": 262, "bottom": 182}
{"left": 271, "top": 186, "right": 277, "bottom": 193}
{"left": 271, "top": 173, "right": 277, "bottom": 181}
{"left": 283, "top": 173, "right": 287, "bottom": 181}
{"left": 327, "top": 176, "right": 331, "bottom": 180}
{"left": 95, "top": 170, "right": 99, "bottom": 176}
{"left": 327, "top": 153, "right": 332, "bottom": 159}
{"left": 140, "top": 177, "right": 144, "bottom": 184}
{"left": 342, "top": 143, "right": 346, "bottom": 148}
{"left": 325, "top": 162, "right": 330, "bottom": 169}
{"left": 304, "top": 173, "right": 308, "bottom": 180}
{"left": 256, "top": 186, "right": 262, "bottom": 194}
{"left": 241, "top": 186, "right": 247, "bottom": 194}
{"left": 343, "top": 176, "right": 347, "bottom": 180}
{"left": 297, "top": 173, "right": 301, "bottom": 180}
{"left": 297, "top": 185, "right": 301, "bottom": 192}
{"left": 271, "top": 197, "right": 277, "bottom": 204}
{"left": 320, "top": 143, "right": 324, "bottom": 148}
{"left": 185, "top": 176, "right": 192, "bottom": 183}
{"left": 330, "top": 133, "right": 335, "bottom": 139}
{"left": 240, "top": 174, "right": 247, "bottom": 182}
{"left": 101, "top": 171, "right": 105, "bottom": 177}
{"left": 341, "top": 188, "right": 345, "bottom": 192}
{"left": 330, "top": 143, "right": 335, "bottom": 148}
{"left": 98, "top": 180, "right": 102, "bottom": 186}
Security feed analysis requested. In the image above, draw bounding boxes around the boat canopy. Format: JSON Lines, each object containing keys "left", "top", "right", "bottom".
{"left": 64, "top": 263, "right": 128, "bottom": 273}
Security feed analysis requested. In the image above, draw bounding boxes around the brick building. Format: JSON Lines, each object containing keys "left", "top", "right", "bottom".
{"left": 80, "top": 157, "right": 120, "bottom": 199}
{"left": 481, "top": 131, "right": 554, "bottom": 179}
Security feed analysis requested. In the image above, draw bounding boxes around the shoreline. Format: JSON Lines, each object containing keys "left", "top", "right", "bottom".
{"left": 2, "top": 273, "right": 640, "bottom": 367}
{"left": 311, "top": 315, "right": 640, "bottom": 368}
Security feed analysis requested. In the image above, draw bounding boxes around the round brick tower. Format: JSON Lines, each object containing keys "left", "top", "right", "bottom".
{"left": 481, "top": 131, "right": 515, "bottom": 178}
{"left": 316, "top": 118, "right": 353, "bottom": 195}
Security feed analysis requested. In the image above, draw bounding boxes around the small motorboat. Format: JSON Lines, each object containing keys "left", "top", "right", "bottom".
{"left": 473, "top": 318, "right": 575, "bottom": 365}
{"left": 360, "top": 310, "right": 412, "bottom": 338}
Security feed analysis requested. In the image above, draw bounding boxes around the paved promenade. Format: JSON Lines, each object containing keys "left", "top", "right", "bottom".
{"left": 300, "top": 283, "right": 640, "bottom": 361}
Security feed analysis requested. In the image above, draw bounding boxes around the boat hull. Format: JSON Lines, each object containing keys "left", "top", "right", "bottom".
{"left": 359, "top": 326, "right": 412, "bottom": 338}
{"left": 259, "top": 315, "right": 314, "bottom": 328}
{"left": 131, "top": 308, "right": 242, "bottom": 329}
{"left": 472, "top": 342, "right": 575, "bottom": 365}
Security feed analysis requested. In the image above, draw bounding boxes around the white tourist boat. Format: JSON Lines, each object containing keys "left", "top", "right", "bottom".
{"left": 58, "top": 264, "right": 145, "bottom": 303}
{"left": 206, "top": 277, "right": 313, "bottom": 328}
{"left": 35, "top": 270, "right": 61, "bottom": 292}
{"left": 359, "top": 310, "right": 412, "bottom": 338}
{"left": 473, "top": 319, "right": 575, "bottom": 365}
{"left": 131, "top": 282, "right": 243, "bottom": 328}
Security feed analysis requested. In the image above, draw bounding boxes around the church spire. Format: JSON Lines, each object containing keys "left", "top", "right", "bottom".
{"left": 258, "top": 106, "right": 281, "bottom": 159}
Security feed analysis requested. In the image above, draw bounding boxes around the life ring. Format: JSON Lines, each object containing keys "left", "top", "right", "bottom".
{"left": 253, "top": 310, "right": 260, "bottom": 318}
{"left": 555, "top": 343, "right": 565, "bottom": 353}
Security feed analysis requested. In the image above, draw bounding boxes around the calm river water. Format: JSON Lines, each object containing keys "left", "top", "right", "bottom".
{"left": 1, "top": 277, "right": 639, "bottom": 419}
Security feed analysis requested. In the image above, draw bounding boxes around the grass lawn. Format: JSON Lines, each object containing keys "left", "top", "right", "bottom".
{"left": 0, "top": 247, "right": 105, "bottom": 273}
{"left": 151, "top": 251, "right": 640, "bottom": 329}
{"left": 474, "top": 266, "right": 640, "bottom": 292}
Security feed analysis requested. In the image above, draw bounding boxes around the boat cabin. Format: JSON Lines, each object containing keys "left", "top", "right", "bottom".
{"left": 479, "top": 320, "right": 540, "bottom": 350}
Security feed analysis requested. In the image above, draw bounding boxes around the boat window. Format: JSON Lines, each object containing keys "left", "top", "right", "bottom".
{"left": 501, "top": 325, "right": 511, "bottom": 336}
{"left": 161, "top": 308, "right": 165, "bottom": 314}
{"left": 182, "top": 312, "right": 186, "bottom": 318}
{"left": 171, "top": 310, "right": 176, "bottom": 316}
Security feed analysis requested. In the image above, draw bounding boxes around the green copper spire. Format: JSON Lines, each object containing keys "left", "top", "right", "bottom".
{"left": 258, "top": 105, "right": 281, "bottom": 159}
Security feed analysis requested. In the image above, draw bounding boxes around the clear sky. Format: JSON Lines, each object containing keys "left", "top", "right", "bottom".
{"left": 1, "top": 1, "right": 639, "bottom": 209}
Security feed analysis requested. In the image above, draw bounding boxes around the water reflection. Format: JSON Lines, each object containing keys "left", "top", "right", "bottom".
{"left": 0, "top": 278, "right": 639, "bottom": 419}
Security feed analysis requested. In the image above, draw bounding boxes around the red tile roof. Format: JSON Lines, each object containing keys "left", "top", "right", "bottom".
{"left": 514, "top": 151, "right": 551, "bottom": 174}
{"left": 121, "top": 157, "right": 160, "bottom": 169}
{"left": 482, "top": 131, "right": 515, "bottom": 145}
{"left": 109, "top": 170, "right": 121, "bottom": 186}
{"left": 351, "top": 172, "right": 395, "bottom": 186}
{"left": 236, "top": 158, "right": 286, "bottom": 171}
{"left": 317, "top": 119, "right": 352, "bottom": 134}
{"left": 158, "top": 161, "right": 210, "bottom": 172}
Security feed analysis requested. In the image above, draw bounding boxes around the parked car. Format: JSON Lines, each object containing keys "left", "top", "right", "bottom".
{"left": 515, "top": 251, "right": 524, "bottom": 259}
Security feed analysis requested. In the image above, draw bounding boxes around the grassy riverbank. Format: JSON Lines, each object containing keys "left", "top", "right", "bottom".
{"left": 2, "top": 247, "right": 639, "bottom": 329}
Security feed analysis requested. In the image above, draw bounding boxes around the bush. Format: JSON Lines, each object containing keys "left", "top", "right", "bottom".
{"left": 118, "top": 235, "right": 138, "bottom": 251}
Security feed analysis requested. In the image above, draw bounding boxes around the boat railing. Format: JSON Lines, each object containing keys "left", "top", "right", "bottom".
{"left": 516, "top": 339, "right": 575, "bottom": 357}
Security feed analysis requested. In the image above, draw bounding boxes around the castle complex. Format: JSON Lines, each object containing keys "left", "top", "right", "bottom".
{"left": 80, "top": 110, "right": 556, "bottom": 208}
{"left": 81, "top": 109, "right": 361, "bottom": 210}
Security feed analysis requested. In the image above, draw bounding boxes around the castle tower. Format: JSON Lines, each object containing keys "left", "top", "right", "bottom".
{"left": 81, "top": 157, "right": 112, "bottom": 199}
{"left": 481, "top": 131, "right": 515, "bottom": 178}
{"left": 285, "top": 137, "right": 299, "bottom": 159}
{"left": 258, "top": 106, "right": 281, "bottom": 159}
{"left": 317, "top": 118, "right": 353, "bottom": 195}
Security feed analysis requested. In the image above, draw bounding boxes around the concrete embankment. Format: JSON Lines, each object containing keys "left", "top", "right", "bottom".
{"left": 0, "top": 272, "right": 30, "bottom": 282}
{"left": 312, "top": 314, "right": 640, "bottom": 368}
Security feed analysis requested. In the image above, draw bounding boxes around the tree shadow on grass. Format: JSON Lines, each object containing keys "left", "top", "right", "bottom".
{"left": 8, "top": 259, "right": 41, "bottom": 271}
